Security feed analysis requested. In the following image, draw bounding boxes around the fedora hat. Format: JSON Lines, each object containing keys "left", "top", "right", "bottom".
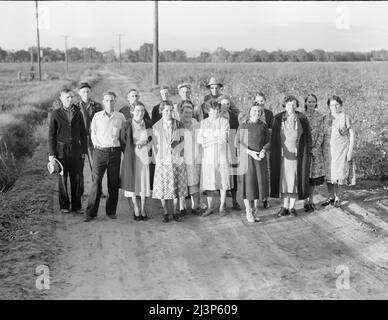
{"left": 206, "top": 77, "right": 223, "bottom": 88}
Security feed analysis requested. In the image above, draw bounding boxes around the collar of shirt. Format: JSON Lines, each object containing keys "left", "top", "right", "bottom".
{"left": 102, "top": 110, "right": 117, "bottom": 119}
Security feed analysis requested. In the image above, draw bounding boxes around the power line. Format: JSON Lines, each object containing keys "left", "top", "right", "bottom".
{"left": 35, "top": 1, "right": 42, "bottom": 81}
{"left": 62, "top": 35, "right": 70, "bottom": 73}
{"left": 113, "top": 34, "right": 125, "bottom": 67}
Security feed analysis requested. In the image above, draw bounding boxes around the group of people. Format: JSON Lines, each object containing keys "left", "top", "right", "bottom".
{"left": 48, "top": 77, "right": 355, "bottom": 224}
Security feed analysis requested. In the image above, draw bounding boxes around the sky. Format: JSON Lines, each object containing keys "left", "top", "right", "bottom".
{"left": 0, "top": 1, "right": 388, "bottom": 56}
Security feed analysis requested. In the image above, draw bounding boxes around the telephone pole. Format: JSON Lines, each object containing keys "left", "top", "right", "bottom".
{"left": 153, "top": 0, "right": 159, "bottom": 85}
{"left": 62, "top": 35, "right": 70, "bottom": 73}
{"left": 35, "top": 1, "right": 42, "bottom": 81}
{"left": 114, "top": 34, "right": 125, "bottom": 67}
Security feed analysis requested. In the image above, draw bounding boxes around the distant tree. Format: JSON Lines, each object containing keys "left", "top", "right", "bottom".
{"left": 310, "top": 49, "right": 327, "bottom": 62}
{"left": 138, "top": 43, "right": 153, "bottom": 62}
{"left": 67, "top": 47, "right": 83, "bottom": 62}
{"left": 197, "top": 51, "right": 212, "bottom": 62}
{"left": 0, "top": 47, "right": 7, "bottom": 62}
{"left": 212, "top": 47, "right": 230, "bottom": 63}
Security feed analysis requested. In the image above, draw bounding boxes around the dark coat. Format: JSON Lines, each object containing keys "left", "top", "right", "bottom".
{"left": 48, "top": 105, "right": 88, "bottom": 158}
{"left": 119, "top": 118, "right": 153, "bottom": 192}
{"left": 270, "top": 111, "right": 312, "bottom": 200}
{"left": 151, "top": 102, "right": 163, "bottom": 124}
{"left": 119, "top": 104, "right": 151, "bottom": 122}
{"left": 75, "top": 99, "right": 103, "bottom": 136}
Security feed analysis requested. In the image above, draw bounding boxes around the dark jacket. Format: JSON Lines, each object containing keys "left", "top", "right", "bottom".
{"left": 270, "top": 111, "right": 312, "bottom": 200}
{"left": 48, "top": 105, "right": 88, "bottom": 158}
{"left": 119, "top": 118, "right": 153, "bottom": 192}
{"left": 151, "top": 103, "right": 163, "bottom": 124}
{"left": 75, "top": 99, "right": 103, "bottom": 136}
{"left": 119, "top": 104, "right": 151, "bottom": 122}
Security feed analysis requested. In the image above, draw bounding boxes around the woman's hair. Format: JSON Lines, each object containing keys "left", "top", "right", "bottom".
{"left": 207, "top": 100, "right": 221, "bottom": 110}
{"left": 282, "top": 95, "right": 299, "bottom": 108}
{"left": 327, "top": 95, "right": 343, "bottom": 107}
{"left": 159, "top": 100, "right": 174, "bottom": 113}
{"left": 178, "top": 101, "right": 194, "bottom": 114}
{"left": 304, "top": 94, "right": 318, "bottom": 111}
{"left": 254, "top": 92, "right": 266, "bottom": 102}
{"left": 132, "top": 101, "right": 145, "bottom": 109}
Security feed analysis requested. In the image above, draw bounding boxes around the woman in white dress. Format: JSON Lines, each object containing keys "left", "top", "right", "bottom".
{"left": 179, "top": 102, "right": 201, "bottom": 215}
{"left": 197, "top": 100, "right": 232, "bottom": 217}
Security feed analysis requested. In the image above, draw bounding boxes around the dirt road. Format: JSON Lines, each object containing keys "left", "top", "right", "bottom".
{"left": 47, "top": 69, "right": 388, "bottom": 299}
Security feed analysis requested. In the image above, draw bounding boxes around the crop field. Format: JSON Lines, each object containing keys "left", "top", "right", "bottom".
{"left": 111, "top": 62, "right": 388, "bottom": 180}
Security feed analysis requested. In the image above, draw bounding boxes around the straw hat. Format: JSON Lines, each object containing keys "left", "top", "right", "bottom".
{"left": 206, "top": 77, "right": 223, "bottom": 88}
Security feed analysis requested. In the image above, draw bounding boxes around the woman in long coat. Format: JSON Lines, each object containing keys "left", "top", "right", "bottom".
{"left": 152, "top": 101, "right": 188, "bottom": 223}
{"left": 270, "top": 95, "right": 312, "bottom": 217}
{"left": 197, "top": 100, "right": 232, "bottom": 217}
{"left": 119, "top": 103, "right": 153, "bottom": 221}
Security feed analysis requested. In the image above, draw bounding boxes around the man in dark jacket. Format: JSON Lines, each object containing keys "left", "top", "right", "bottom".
{"left": 75, "top": 82, "right": 102, "bottom": 195}
{"left": 48, "top": 88, "right": 88, "bottom": 214}
{"left": 151, "top": 85, "right": 170, "bottom": 124}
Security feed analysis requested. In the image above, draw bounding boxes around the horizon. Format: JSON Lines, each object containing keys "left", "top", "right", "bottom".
{"left": 1, "top": 1, "right": 388, "bottom": 55}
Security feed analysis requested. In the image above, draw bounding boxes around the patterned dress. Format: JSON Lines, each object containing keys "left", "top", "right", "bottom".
{"left": 280, "top": 114, "right": 303, "bottom": 194}
{"left": 152, "top": 119, "right": 188, "bottom": 199}
{"left": 305, "top": 110, "right": 325, "bottom": 185}
{"left": 323, "top": 112, "right": 353, "bottom": 185}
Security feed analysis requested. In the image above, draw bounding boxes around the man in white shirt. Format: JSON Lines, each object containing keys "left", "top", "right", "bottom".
{"left": 84, "top": 91, "right": 126, "bottom": 222}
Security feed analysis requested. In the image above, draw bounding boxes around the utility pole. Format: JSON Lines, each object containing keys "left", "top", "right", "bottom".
{"left": 62, "top": 35, "right": 70, "bottom": 73}
{"left": 153, "top": 0, "right": 159, "bottom": 85}
{"left": 35, "top": 1, "right": 42, "bottom": 81}
{"left": 114, "top": 34, "right": 125, "bottom": 67}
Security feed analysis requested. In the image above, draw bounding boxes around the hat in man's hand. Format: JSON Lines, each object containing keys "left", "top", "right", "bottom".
{"left": 47, "top": 158, "right": 64, "bottom": 175}
{"left": 78, "top": 82, "right": 91, "bottom": 90}
{"left": 177, "top": 83, "right": 191, "bottom": 91}
{"left": 206, "top": 77, "right": 223, "bottom": 88}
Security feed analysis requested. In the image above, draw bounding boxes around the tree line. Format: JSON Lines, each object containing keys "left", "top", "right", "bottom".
{"left": 1, "top": 43, "right": 388, "bottom": 63}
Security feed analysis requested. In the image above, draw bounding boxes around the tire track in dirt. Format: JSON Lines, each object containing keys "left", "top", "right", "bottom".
{"left": 47, "top": 68, "right": 388, "bottom": 299}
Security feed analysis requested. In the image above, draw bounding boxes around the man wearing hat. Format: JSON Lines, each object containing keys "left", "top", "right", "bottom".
{"left": 151, "top": 85, "right": 171, "bottom": 124}
{"left": 174, "top": 83, "right": 202, "bottom": 120}
{"left": 48, "top": 88, "right": 88, "bottom": 214}
{"left": 76, "top": 82, "right": 103, "bottom": 195}
{"left": 119, "top": 88, "right": 151, "bottom": 121}
{"left": 199, "top": 77, "right": 240, "bottom": 121}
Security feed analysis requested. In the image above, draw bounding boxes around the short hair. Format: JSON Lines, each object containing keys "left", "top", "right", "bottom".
{"left": 282, "top": 95, "right": 299, "bottom": 108}
{"left": 127, "top": 88, "right": 139, "bottom": 95}
{"left": 179, "top": 101, "right": 194, "bottom": 114}
{"left": 207, "top": 100, "right": 221, "bottom": 110}
{"left": 304, "top": 94, "right": 318, "bottom": 111}
{"left": 327, "top": 95, "right": 343, "bottom": 107}
{"left": 160, "top": 85, "right": 169, "bottom": 91}
{"left": 159, "top": 101, "right": 174, "bottom": 113}
{"left": 132, "top": 101, "right": 145, "bottom": 109}
{"left": 102, "top": 91, "right": 116, "bottom": 99}
{"left": 254, "top": 92, "right": 266, "bottom": 102}
{"left": 218, "top": 95, "right": 231, "bottom": 103}
{"left": 60, "top": 88, "right": 73, "bottom": 95}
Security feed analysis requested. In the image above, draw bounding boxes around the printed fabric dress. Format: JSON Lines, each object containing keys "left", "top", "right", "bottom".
{"left": 152, "top": 119, "right": 188, "bottom": 199}
{"left": 280, "top": 114, "right": 303, "bottom": 194}
{"left": 123, "top": 119, "right": 151, "bottom": 197}
{"left": 305, "top": 110, "right": 325, "bottom": 185}
{"left": 197, "top": 116, "right": 232, "bottom": 191}
{"left": 323, "top": 112, "right": 354, "bottom": 185}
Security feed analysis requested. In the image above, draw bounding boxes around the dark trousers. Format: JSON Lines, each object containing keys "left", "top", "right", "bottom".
{"left": 80, "top": 142, "right": 94, "bottom": 196}
{"left": 86, "top": 147, "right": 121, "bottom": 218}
{"left": 57, "top": 147, "right": 83, "bottom": 211}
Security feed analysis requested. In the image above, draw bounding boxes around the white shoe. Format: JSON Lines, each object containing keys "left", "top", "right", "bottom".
{"left": 246, "top": 208, "right": 255, "bottom": 223}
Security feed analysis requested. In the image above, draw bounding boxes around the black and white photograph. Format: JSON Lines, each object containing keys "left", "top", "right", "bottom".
{"left": 0, "top": 0, "right": 388, "bottom": 304}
